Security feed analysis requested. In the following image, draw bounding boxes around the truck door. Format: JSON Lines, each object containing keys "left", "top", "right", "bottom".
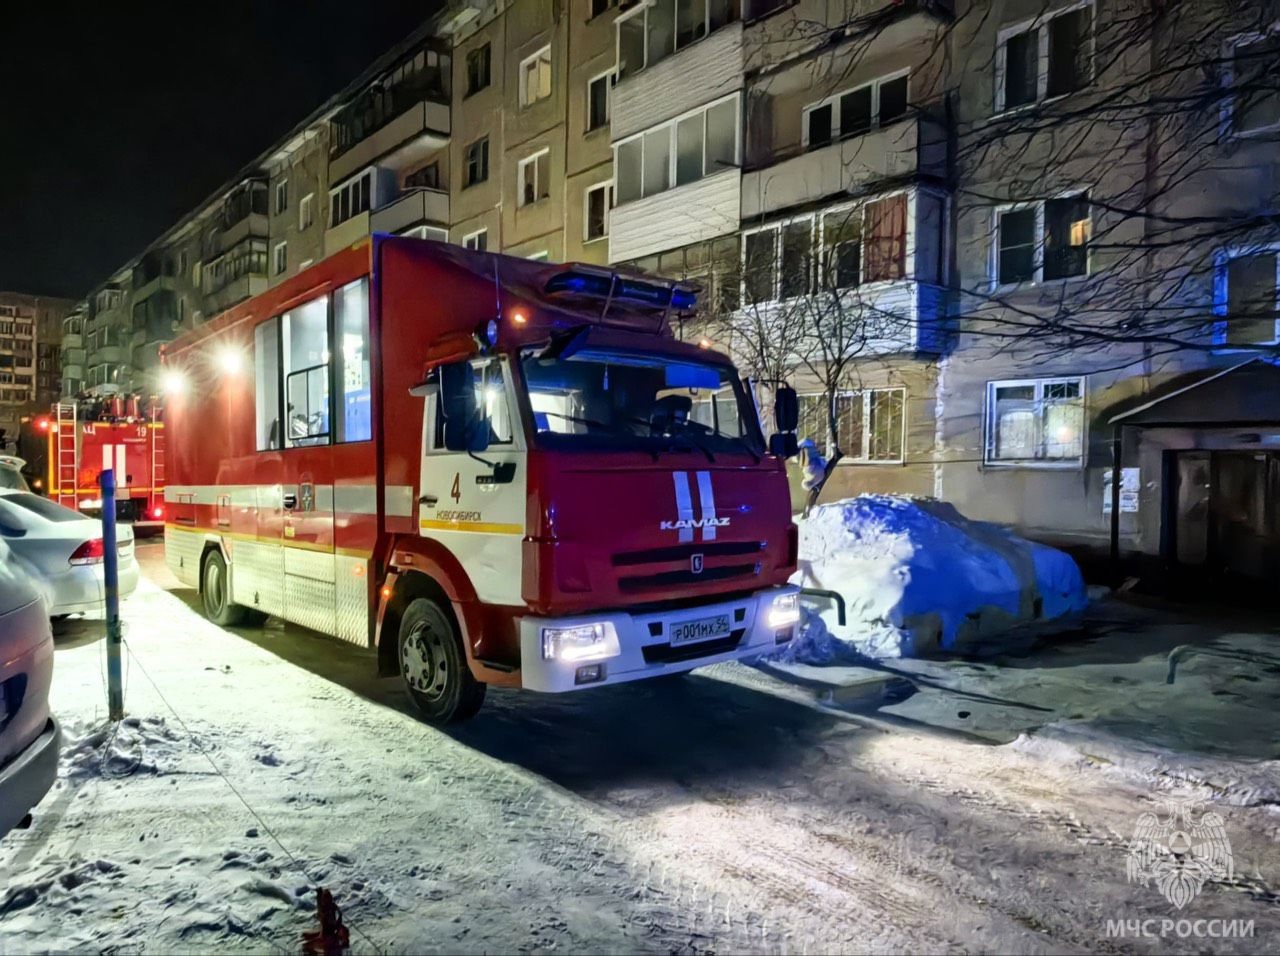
{"left": 418, "top": 357, "right": 527, "bottom": 615}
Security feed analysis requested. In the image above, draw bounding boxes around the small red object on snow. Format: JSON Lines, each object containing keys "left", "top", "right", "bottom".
{"left": 302, "top": 888, "right": 350, "bottom": 955}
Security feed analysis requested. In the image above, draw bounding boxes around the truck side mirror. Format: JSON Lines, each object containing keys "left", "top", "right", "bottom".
{"left": 440, "top": 362, "right": 491, "bottom": 453}
{"left": 774, "top": 385, "right": 799, "bottom": 433}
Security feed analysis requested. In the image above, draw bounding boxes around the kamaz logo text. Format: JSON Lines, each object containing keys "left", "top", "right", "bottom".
{"left": 660, "top": 517, "right": 730, "bottom": 530}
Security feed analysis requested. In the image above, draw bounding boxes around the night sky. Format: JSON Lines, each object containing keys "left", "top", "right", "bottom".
{"left": 1, "top": 2, "right": 440, "bottom": 299}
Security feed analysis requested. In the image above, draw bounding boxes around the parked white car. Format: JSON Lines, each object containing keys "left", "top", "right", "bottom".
{"left": 0, "top": 489, "right": 139, "bottom": 617}
{"left": 0, "top": 553, "right": 60, "bottom": 838}
{"left": 0, "top": 454, "right": 30, "bottom": 491}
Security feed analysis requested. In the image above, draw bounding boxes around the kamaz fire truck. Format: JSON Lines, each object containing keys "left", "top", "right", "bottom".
{"left": 163, "top": 237, "right": 801, "bottom": 722}
{"left": 42, "top": 397, "right": 166, "bottom": 528}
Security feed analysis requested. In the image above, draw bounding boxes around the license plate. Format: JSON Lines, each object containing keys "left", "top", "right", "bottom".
{"left": 669, "top": 613, "right": 731, "bottom": 646}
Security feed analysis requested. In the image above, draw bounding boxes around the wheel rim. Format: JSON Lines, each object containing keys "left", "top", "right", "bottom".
{"left": 206, "top": 561, "right": 225, "bottom": 614}
{"left": 401, "top": 617, "right": 450, "bottom": 702}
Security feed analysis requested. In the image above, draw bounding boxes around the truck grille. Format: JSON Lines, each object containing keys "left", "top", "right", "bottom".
{"left": 613, "top": 539, "right": 765, "bottom": 593}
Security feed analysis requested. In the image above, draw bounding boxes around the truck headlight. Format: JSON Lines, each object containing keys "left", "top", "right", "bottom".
{"left": 767, "top": 592, "right": 801, "bottom": 630}
{"left": 541, "top": 622, "right": 619, "bottom": 662}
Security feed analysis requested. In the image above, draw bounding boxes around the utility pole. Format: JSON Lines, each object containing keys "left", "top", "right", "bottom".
{"left": 100, "top": 468, "right": 124, "bottom": 720}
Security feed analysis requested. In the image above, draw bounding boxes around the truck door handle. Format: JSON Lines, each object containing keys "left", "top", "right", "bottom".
{"left": 282, "top": 493, "right": 297, "bottom": 510}
{"left": 419, "top": 494, "right": 438, "bottom": 507}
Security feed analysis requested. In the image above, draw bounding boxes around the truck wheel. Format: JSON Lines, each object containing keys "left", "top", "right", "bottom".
{"left": 201, "top": 550, "right": 255, "bottom": 627}
{"left": 398, "top": 597, "right": 485, "bottom": 724}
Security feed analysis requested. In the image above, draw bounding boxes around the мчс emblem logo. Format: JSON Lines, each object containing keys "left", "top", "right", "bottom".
{"left": 1126, "top": 797, "right": 1233, "bottom": 910}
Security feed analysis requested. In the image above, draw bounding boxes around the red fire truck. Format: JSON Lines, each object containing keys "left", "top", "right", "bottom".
{"left": 43, "top": 399, "right": 166, "bottom": 528}
{"left": 164, "top": 237, "right": 801, "bottom": 722}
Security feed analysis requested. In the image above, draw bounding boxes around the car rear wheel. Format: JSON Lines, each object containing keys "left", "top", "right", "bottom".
{"left": 398, "top": 597, "right": 485, "bottom": 724}
{"left": 201, "top": 550, "right": 262, "bottom": 627}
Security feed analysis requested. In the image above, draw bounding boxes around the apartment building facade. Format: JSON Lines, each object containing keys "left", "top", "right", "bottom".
{"left": 0, "top": 291, "right": 72, "bottom": 441}
{"left": 61, "top": 0, "right": 1278, "bottom": 583}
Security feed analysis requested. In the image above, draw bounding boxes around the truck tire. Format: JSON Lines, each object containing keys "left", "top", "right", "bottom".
{"left": 398, "top": 597, "right": 485, "bottom": 724}
{"left": 201, "top": 549, "right": 260, "bottom": 627}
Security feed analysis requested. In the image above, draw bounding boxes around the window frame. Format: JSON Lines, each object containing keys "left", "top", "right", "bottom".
{"left": 519, "top": 45, "right": 553, "bottom": 108}
{"left": 1212, "top": 243, "right": 1280, "bottom": 349}
{"left": 796, "top": 388, "right": 907, "bottom": 464}
{"left": 1220, "top": 27, "right": 1280, "bottom": 139}
{"left": 739, "top": 193, "right": 910, "bottom": 306}
{"left": 993, "top": 0, "right": 1095, "bottom": 115}
{"left": 275, "top": 179, "right": 289, "bottom": 215}
{"left": 465, "top": 42, "right": 492, "bottom": 97}
{"left": 990, "top": 190, "right": 1092, "bottom": 290}
{"left": 463, "top": 137, "right": 490, "bottom": 188}
{"left": 614, "top": 0, "right": 730, "bottom": 80}
{"left": 518, "top": 148, "right": 552, "bottom": 207}
{"left": 299, "top": 192, "right": 315, "bottom": 230}
{"left": 462, "top": 228, "right": 488, "bottom": 252}
{"left": 584, "top": 181, "right": 613, "bottom": 242}
{"left": 586, "top": 68, "right": 614, "bottom": 132}
{"left": 800, "top": 70, "right": 911, "bottom": 149}
{"left": 983, "top": 376, "right": 1086, "bottom": 468}
{"left": 612, "top": 91, "right": 741, "bottom": 206}
{"left": 273, "top": 241, "right": 288, "bottom": 276}
{"left": 328, "top": 169, "right": 375, "bottom": 229}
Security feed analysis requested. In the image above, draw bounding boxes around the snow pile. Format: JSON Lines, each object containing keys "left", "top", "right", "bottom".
{"left": 790, "top": 495, "right": 1087, "bottom": 659}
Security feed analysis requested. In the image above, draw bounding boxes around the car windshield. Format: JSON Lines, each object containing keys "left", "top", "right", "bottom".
{"left": 519, "top": 346, "right": 763, "bottom": 456}
{"left": 0, "top": 492, "right": 85, "bottom": 523}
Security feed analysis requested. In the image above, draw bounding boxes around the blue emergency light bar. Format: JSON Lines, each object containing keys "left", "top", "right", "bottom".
{"left": 545, "top": 270, "right": 697, "bottom": 310}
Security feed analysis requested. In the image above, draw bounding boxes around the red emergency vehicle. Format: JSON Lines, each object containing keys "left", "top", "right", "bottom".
{"left": 164, "top": 237, "right": 801, "bottom": 722}
{"left": 43, "top": 399, "right": 166, "bottom": 527}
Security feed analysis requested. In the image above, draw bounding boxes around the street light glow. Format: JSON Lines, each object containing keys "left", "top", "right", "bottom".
{"left": 162, "top": 369, "right": 186, "bottom": 394}
{"left": 217, "top": 347, "right": 243, "bottom": 375}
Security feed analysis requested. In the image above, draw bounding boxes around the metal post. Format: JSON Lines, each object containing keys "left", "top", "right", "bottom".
{"left": 101, "top": 468, "right": 124, "bottom": 721}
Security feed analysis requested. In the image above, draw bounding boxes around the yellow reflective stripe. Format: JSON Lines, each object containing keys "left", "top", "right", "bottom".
{"left": 418, "top": 518, "right": 524, "bottom": 535}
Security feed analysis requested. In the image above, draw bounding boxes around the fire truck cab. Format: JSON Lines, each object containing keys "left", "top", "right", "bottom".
{"left": 164, "top": 238, "right": 800, "bottom": 723}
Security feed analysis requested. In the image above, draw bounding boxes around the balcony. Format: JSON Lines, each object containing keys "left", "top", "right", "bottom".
{"left": 205, "top": 275, "right": 267, "bottom": 315}
{"left": 61, "top": 363, "right": 84, "bottom": 382}
{"left": 371, "top": 188, "right": 449, "bottom": 236}
{"left": 133, "top": 274, "right": 179, "bottom": 302}
{"left": 610, "top": 167, "right": 741, "bottom": 264}
{"left": 61, "top": 345, "right": 86, "bottom": 366}
{"left": 61, "top": 332, "right": 83, "bottom": 350}
{"left": 220, "top": 211, "right": 269, "bottom": 251}
{"left": 613, "top": 22, "right": 744, "bottom": 143}
{"left": 94, "top": 345, "right": 129, "bottom": 366}
{"left": 741, "top": 111, "right": 950, "bottom": 221}
{"left": 330, "top": 98, "right": 450, "bottom": 185}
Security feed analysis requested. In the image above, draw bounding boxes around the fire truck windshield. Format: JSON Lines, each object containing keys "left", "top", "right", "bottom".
{"left": 519, "top": 347, "right": 764, "bottom": 457}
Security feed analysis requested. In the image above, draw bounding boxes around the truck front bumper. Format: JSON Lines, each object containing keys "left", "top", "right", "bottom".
{"left": 518, "top": 585, "right": 800, "bottom": 692}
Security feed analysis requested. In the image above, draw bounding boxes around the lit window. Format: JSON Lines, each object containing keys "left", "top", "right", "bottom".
{"left": 995, "top": 194, "right": 1090, "bottom": 286}
{"left": 985, "top": 378, "right": 1084, "bottom": 465}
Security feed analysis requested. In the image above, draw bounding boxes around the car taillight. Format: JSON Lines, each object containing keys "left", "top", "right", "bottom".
{"left": 69, "top": 538, "right": 105, "bottom": 566}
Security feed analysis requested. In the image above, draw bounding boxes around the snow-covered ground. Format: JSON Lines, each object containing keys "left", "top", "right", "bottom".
{"left": 790, "top": 496, "right": 1087, "bottom": 658}
{"left": 2, "top": 542, "right": 1277, "bottom": 954}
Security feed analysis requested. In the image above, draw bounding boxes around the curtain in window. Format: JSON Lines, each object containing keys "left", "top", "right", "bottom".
{"left": 863, "top": 195, "right": 907, "bottom": 283}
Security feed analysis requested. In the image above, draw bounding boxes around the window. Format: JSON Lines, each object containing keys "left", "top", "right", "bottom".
{"left": 275, "top": 179, "right": 289, "bottom": 214}
{"left": 1217, "top": 251, "right": 1279, "bottom": 346}
{"left": 996, "top": 2, "right": 1093, "bottom": 112}
{"left": 615, "top": 0, "right": 734, "bottom": 79}
{"left": 463, "top": 229, "right": 488, "bottom": 252}
{"left": 995, "top": 194, "right": 1090, "bottom": 286}
{"left": 405, "top": 162, "right": 441, "bottom": 191}
{"left": 283, "top": 297, "right": 330, "bottom": 448}
{"left": 329, "top": 170, "right": 373, "bottom": 228}
{"left": 466, "top": 43, "right": 491, "bottom": 96}
{"left": 1224, "top": 32, "right": 1280, "bottom": 135}
{"left": 796, "top": 389, "right": 905, "bottom": 462}
{"left": 742, "top": 197, "right": 906, "bottom": 305}
{"left": 803, "top": 73, "right": 909, "bottom": 149}
{"left": 519, "top": 150, "right": 551, "bottom": 206}
{"left": 299, "top": 193, "right": 314, "bottom": 230}
{"left": 254, "top": 318, "right": 281, "bottom": 451}
{"left": 273, "top": 242, "right": 288, "bottom": 276}
{"left": 590, "top": 0, "right": 614, "bottom": 19}
{"left": 520, "top": 46, "right": 552, "bottom": 107}
{"left": 587, "top": 71, "right": 612, "bottom": 131}
{"left": 335, "top": 278, "right": 371, "bottom": 442}
{"left": 985, "top": 378, "right": 1084, "bottom": 465}
{"left": 402, "top": 226, "right": 449, "bottom": 242}
{"left": 464, "top": 137, "right": 489, "bottom": 187}
{"left": 613, "top": 94, "right": 739, "bottom": 204}
{"left": 432, "top": 359, "right": 513, "bottom": 451}
{"left": 585, "top": 183, "right": 611, "bottom": 241}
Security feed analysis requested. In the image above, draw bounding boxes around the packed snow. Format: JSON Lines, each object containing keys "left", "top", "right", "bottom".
{"left": 786, "top": 495, "right": 1088, "bottom": 659}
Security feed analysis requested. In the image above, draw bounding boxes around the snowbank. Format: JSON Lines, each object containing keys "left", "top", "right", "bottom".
{"left": 789, "top": 495, "right": 1087, "bottom": 659}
